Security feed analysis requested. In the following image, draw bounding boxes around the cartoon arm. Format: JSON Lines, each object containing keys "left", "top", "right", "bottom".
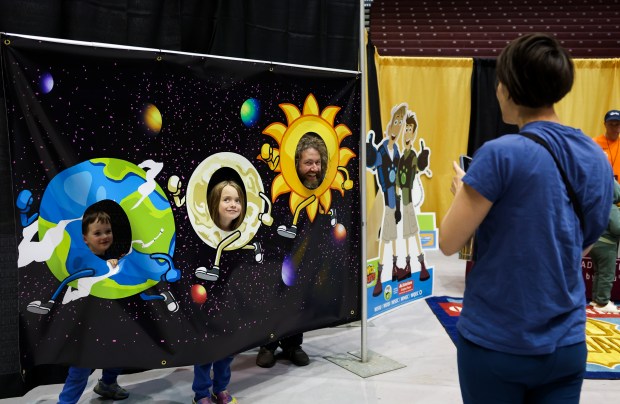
{"left": 337, "top": 167, "right": 354, "bottom": 191}
{"left": 260, "top": 143, "right": 280, "bottom": 171}
{"left": 138, "top": 159, "right": 164, "bottom": 175}
{"left": 258, "top": 192, "right": 274, "bottom": 226}
{"left": 167, "top": 175, "right": 186, "bottom": 207}
{"left": 366, "top": 130, "right": 380, "bottom": 169}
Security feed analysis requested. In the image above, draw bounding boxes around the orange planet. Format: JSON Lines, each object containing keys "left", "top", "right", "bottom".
{"left": 143, "top": 103, "right": 162, "bottom": 133}
{"left": 334, "top": 223, "right": 347, "bottom": 241}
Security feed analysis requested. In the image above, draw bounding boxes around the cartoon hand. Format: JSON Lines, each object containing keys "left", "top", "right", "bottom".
{"left": 150, "top": 253, "right": 182, "bottom": 283}
{"left": 16, "top": 190, "right": 38, "bottom": 227}
{"left": 168, "top": 175, "right": 182, "bottom": 195}
{"left": 260, "top": 143, "right": 280, "bottom": 171}
{"left": 259, "top": 212, "right": 273, "bottom": 226}
{"left": 418, "top": 139, "right": 430, "bottom": 171}
{"left": 16, "top": 190, "right": 34, "bottom": 213}
{"left": 167, "top": 175, "right": 185, "bottom": 207}
{"left": 337, "top": 167, "right": 354, "bottom": 191}
{"left": 366, "top": 130, "right": 378, "bottom": 168}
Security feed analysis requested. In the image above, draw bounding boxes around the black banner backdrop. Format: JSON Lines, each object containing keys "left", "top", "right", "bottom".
{"left": 1, "top": 34, "right": 361, "bottom": 370}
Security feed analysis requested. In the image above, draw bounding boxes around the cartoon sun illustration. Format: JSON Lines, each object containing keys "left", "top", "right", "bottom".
{"left": 259, "top": 93, "right": 355, "bottom": 238}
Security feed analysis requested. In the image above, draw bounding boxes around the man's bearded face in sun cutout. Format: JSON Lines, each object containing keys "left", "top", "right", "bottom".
{"left": 261, "top": 93, "right": 356, "bottom": 222}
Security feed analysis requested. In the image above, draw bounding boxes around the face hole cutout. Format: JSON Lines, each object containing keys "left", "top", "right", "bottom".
{"left": 82, "top": 199, "right": 132, "bottom": 259}
{"left": 295, "top": 132, "right": 328, "bottom": 190}
{"left": 206, "top": 168, "right": 247, "bottom": 231}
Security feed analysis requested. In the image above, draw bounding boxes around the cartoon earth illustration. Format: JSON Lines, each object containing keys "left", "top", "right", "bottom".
{"left": 38, "top": 158, "right": 176, "bottom": 299}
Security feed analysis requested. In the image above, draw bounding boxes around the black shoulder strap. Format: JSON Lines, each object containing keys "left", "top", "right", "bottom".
{"left": 519, "top": 132, "right": 585, "bottom": 231}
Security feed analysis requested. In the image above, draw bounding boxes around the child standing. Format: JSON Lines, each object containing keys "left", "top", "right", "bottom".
{"left": 58, "top": 208, "right": 129, "bottom": 403}
{"left": 192, "top": 180, "right": 243, "bottom": 404}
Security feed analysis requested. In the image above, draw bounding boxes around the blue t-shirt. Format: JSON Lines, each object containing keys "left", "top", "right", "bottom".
{"left": 458, "top": 121, "right": 613, "bottom": 355}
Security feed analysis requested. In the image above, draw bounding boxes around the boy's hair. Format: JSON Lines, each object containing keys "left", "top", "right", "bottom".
{"left": 208, "top": 180, "right": 246, "bottom": 230}
{"left": 295, "top": 132, "right": 328, "bottom": 179}
{"left": 82, "top": 209, "right": 112, "bottom": 235}
{"left": 496, "top": 33, "right": 574, "bottom": 108}
{"left": 405, "top": 111, "right": 418, "bottom": 134}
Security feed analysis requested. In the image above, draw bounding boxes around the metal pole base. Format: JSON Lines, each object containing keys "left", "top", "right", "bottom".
{"left": 324, "top": 350, "right": 405, "bottom": 378}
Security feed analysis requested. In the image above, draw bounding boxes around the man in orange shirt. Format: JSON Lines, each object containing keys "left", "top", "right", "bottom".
{"left": 593, "top": 109, "right": 620, "bottom": 180}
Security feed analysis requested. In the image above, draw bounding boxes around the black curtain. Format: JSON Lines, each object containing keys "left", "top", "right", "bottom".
{"left": 0, "top": 0, "right": 359, "bottom": 398}
{"left": 468, "top": 58, "right": 518, "bottom": 157}
{"left": 0, "top": 0, "right": 359, "bottom": 71}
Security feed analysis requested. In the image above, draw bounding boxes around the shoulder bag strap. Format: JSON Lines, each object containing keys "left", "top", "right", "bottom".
{"left": 519, "top": 132, "right": 585, "bottom": 231}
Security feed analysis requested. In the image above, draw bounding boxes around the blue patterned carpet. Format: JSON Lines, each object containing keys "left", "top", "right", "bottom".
{"left": 426, "top": 296, "right": 620, "bottom": 380}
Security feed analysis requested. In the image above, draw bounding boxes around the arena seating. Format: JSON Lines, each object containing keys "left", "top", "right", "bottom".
{"left": 369, "top": 0, "right": 620, "bottom": 57}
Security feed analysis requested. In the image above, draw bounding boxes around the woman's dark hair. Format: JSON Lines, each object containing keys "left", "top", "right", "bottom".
{"left": 496, "top": 33, "right": 574, "bottom": 108}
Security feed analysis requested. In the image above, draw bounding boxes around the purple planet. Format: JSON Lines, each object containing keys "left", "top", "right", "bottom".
{"left": 39, "top": 72, "right": 54, "bottom": 94}
{"left": 281, "top": 255, "right": 297, "bottom": 286}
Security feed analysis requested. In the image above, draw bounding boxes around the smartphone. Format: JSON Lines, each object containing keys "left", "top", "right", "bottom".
{"left": 459, "top": 154, "right": 472, "bottom": 172}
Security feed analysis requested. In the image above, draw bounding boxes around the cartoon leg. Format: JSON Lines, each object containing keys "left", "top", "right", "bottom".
{"left": 140, "top": 291, "right": 179, "bottom": 313}
{"left": 372, "top": 263, "right": 384, "bottom": 297}
{"left": 16, "top": 189, "right": 38, "bottom": 227}
{"left": 399, "top": 238, "right": 412, "bottom": 281}
{"left": 329, "top": 209, "right": 338, "bottom": 227}
{"left": 196, "top": 231, "right": 241, "bottom": 281}
{"left": 27, "top": 268, "right": 95, "bottom": 315}
{"left": 277, "top": 195, "right": 316, "bottom": 239}
{"left": 258, "top": 192, "right": 274, "bottom": 226}
{"left": 242, "top": 242, "right": 264, "bottom": 263}
{"left": 415, "top": 233, "right": 430, "bottom": 281}
{"left": 372, "top": 240, "right": 385, "bottom": 297}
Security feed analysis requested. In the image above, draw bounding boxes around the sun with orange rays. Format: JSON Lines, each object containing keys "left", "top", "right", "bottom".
{"left": 259, "top": 93, "right": 355, "bottom": 232}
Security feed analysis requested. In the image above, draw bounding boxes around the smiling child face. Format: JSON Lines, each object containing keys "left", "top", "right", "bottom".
{"left": 83, "top": 220, "right": 113, "bottom": 256}
{"left": 218, "top": 184, "right": 242, "bottom": 230}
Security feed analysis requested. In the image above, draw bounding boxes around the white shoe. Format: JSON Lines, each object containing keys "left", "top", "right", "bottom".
{"left": 592, "top": 301, "right": 620, "bottom": 314}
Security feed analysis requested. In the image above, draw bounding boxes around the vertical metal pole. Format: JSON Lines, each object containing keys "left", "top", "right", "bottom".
{"left": 358, "top": 0, "right": 369, "bottom": 363}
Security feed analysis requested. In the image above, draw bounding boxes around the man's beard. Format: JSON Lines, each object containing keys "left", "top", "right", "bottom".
{"left": 303, "top": 178, "right": 319, "bottom": 189}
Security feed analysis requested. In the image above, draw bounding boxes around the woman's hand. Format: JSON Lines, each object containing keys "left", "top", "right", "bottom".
{"left": 450, "top": 161, "right": 466, "bottom": 196}
{"left": 439, "top": 162, "right": 493, "bottom": 256}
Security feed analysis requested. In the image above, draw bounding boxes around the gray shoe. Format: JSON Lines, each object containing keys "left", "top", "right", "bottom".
{"left": 27, "top": 299, "right": 54, "bottom": 315}
{"left": 281, "top": 346, "right": 309, "bottom": 366}
{"left": 277, "top": 225, "right": 297, "bottom": 238}
{"left": 93, "top": 380, "right": 129, "bottom": 400}
{"left": 160, "top": 291, "right": 179, "bottom": 312}
{"left": 256, "top": 347, "right": 276, "bottom": 368}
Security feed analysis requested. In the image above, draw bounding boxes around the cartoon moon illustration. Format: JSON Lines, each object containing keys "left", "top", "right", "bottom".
{"left": 186, "top": 152, "right": 271, "bottom": 250}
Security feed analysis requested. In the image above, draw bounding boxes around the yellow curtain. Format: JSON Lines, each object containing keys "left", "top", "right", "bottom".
{"left": 368, "top": 55, "right": 472, "bottom": 229}
{"left": 557, "top": 59, "right": 620, "bottom": 138}
{"left": 368, "top": 56, "right": 620, "bottom": 233}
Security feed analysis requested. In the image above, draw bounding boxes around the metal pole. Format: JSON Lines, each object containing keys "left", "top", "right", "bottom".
{"left": 358, "top": 0, "right": 369, "bottom": 363}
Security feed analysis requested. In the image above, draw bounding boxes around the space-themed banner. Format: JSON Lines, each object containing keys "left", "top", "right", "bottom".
{"left": 1, "top": 34, "right": 361, "bottom": 369}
